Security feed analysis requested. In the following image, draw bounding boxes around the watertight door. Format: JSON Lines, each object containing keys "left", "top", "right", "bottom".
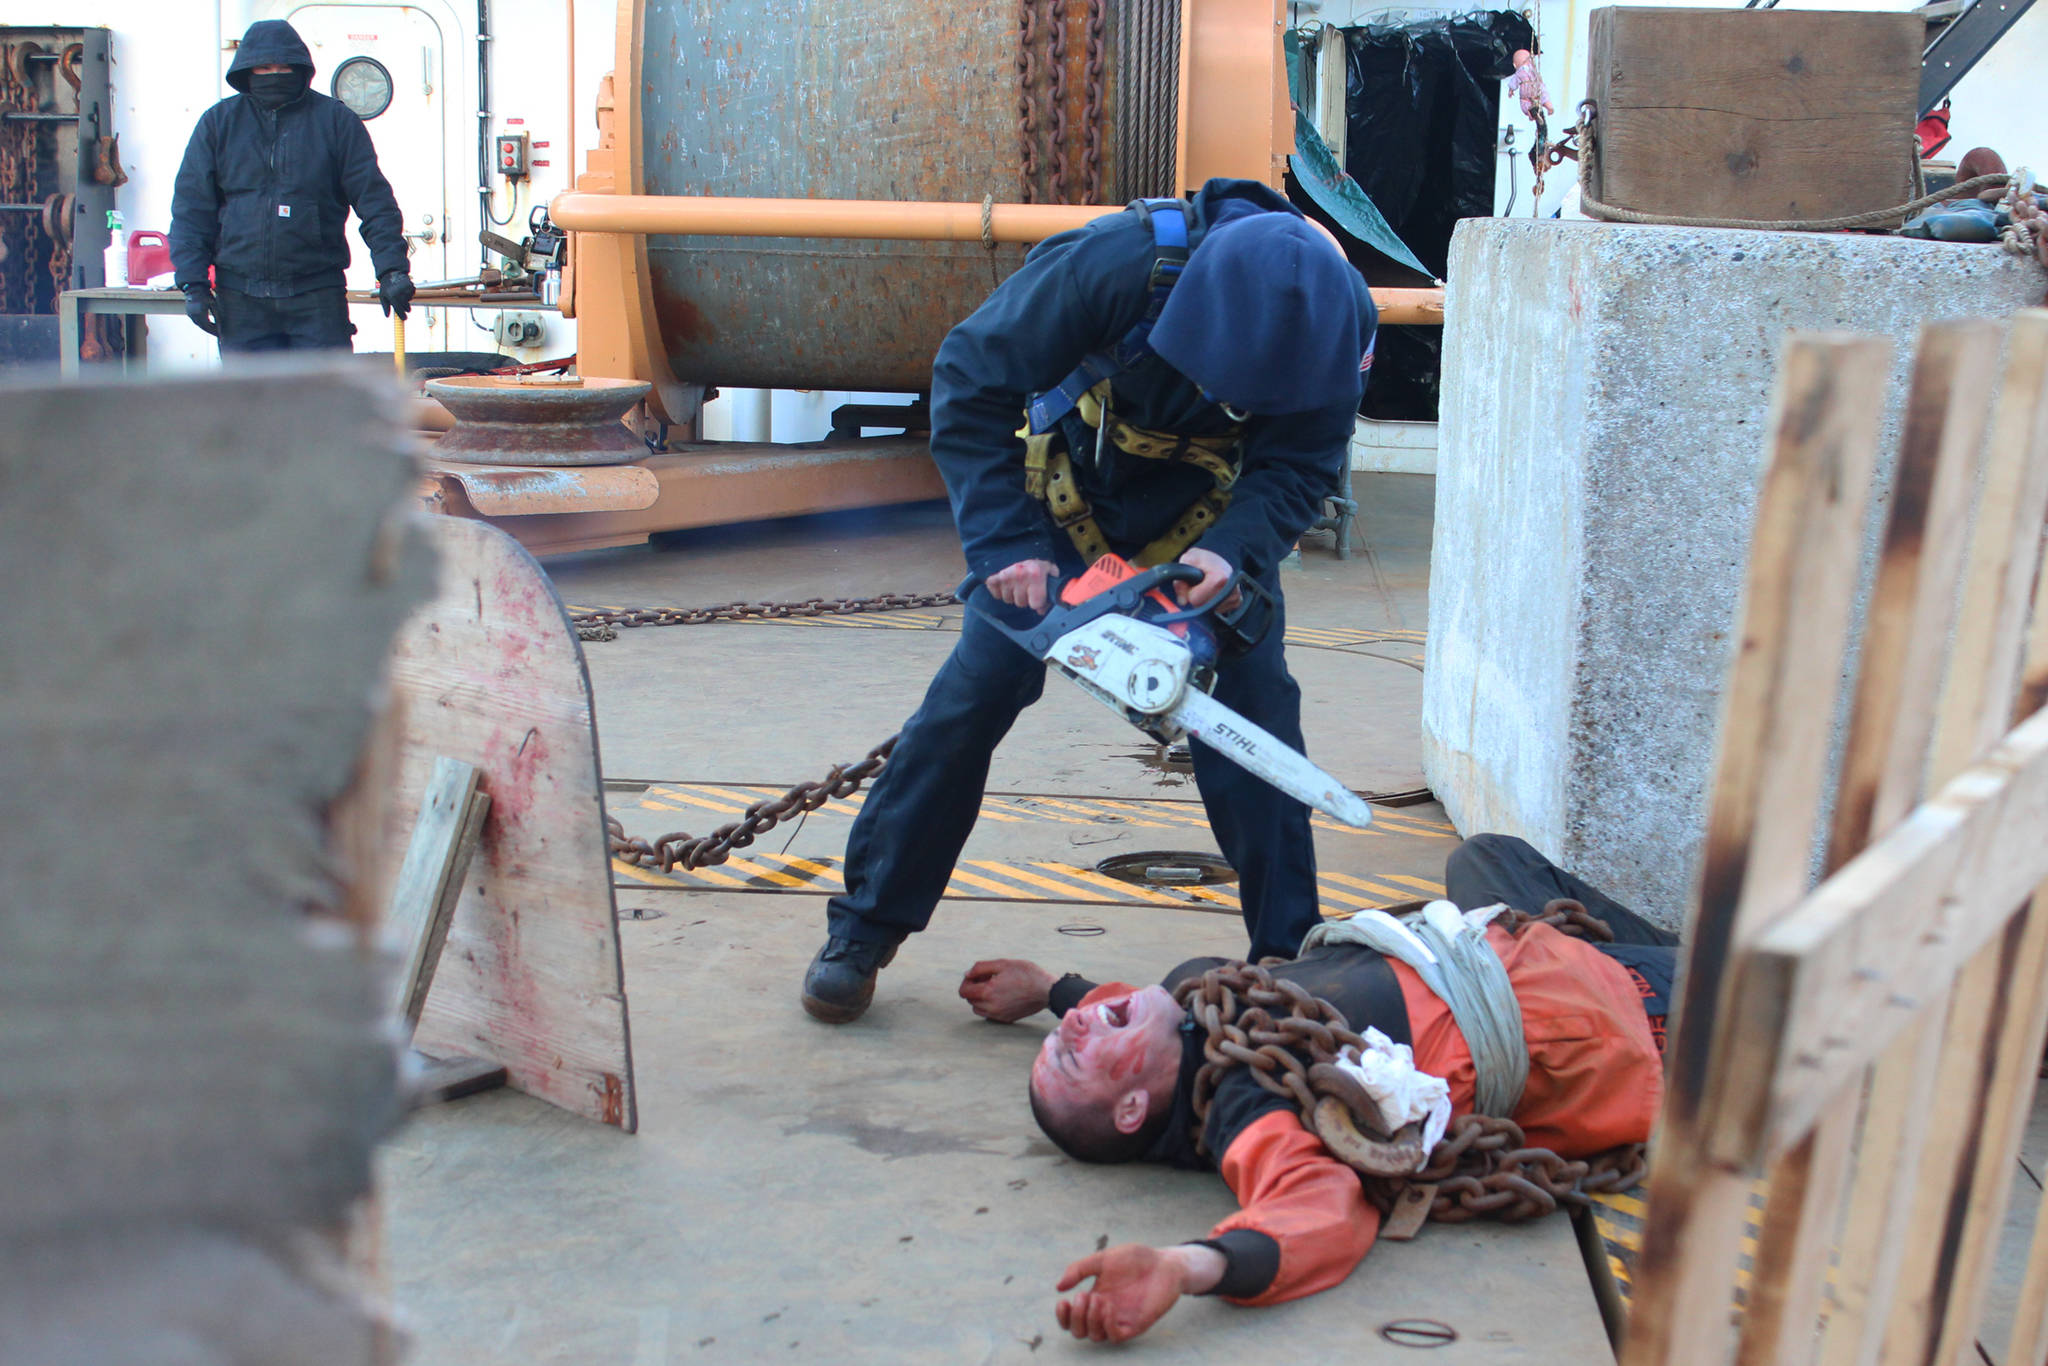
{"left": 283, "top": 3, "right": 451, "bottom": 357}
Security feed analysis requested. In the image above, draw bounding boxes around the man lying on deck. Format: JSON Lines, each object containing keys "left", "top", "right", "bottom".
{"left": 958, "top": 834, "right": 1679, "bottom": 1344}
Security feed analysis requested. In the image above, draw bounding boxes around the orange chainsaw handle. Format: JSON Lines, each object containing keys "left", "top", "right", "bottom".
{"left": 1058, "top": 554, "right": 1188, "bottom": 616}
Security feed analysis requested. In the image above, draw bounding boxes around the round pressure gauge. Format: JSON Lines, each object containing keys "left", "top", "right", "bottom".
{"left": 332, "top": 56, "right": 393, "bottom": 120}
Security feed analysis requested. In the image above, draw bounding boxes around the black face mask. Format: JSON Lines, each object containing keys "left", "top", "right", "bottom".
{"left": 247, "top": 71, "right": 307, "bottom": 109}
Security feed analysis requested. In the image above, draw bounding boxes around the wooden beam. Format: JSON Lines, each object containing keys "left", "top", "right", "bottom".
{"left": 1619, "top": 333, "right": 1891, "bottom": 1366}
{"left": 1719, "top": 704, "right": 2048, "bottom": 1166}
{"left": 1315, "top": 25, "right": 1348, "bottom": 170}
{"left": 386, "top": 757, "right": 490, "bottom": 1032}
{"left": 0, "top": 362, "right": 430, "bottom": 1355}
{"left": 1925, "top": 318, "right": 2048, "bottom": 1361}
{"left": 1733, "top": 320, "right": 2003, "bottom": 1366}
{"left": 1714, "top": 311, "right": 2048, "bottom": 1172}
{"left": 1929, "top": 310, "right": 2048, "bottom": 781}
{"left": 1929, "top": 895, "right": 2048, "bottom": 1366}
{"left": 2010, "top": 1153, "right": 2048, "bottom": 1366}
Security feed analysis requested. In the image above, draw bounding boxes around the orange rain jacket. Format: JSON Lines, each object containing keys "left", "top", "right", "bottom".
{"left": 1075, "top": 921, "right": 1664, "bottom": 1306}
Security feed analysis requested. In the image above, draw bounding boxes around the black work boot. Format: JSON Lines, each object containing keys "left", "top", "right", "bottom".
{"left": 800, "top": 936, "right": 902, "bottom": 1023}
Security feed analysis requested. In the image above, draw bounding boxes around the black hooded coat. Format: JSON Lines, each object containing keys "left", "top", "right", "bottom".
{"left": 170, "top": 20, "right": 409, "bottom": 296}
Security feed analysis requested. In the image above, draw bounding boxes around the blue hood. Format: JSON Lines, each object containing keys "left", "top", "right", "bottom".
{"left": 226, "top": 20, "right": 315, "bottom": 92}
{"left": 1150, "top": 208, "right": 1369, "bottom": 417}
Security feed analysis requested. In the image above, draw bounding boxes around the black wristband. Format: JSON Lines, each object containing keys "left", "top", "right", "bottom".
{"left": 1183, "top": 1229, "right": 1282, "bottom": 1300}
{"left": 1047, "top": 973, "right": 1097, "bottom": 1018}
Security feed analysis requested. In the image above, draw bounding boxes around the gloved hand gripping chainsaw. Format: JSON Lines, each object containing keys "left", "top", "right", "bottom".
{"left": 966, "top": 555, "right": 1375, "bottom": 828}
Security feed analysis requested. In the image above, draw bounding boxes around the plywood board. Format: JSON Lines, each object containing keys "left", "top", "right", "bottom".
{"left": 383, "top": 515, "right": 637, "bottom": 1130}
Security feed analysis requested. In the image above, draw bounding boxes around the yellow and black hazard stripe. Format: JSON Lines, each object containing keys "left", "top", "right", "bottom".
{"left": 615, "top": 784, "right": 1458, "bottom": 843}
{"left": 1589, "top": 1183, "right": 1776, "bottom": 1313}
{"left": 612, "top": 849, "right": 1446, "bottom": 916}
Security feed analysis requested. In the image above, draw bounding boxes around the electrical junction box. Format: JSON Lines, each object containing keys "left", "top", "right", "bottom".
{"left": 494, "top": 311, "right": 544, "bottom": 348}
{"left": 495, "top": 131, "right": 529, "bottom": 180}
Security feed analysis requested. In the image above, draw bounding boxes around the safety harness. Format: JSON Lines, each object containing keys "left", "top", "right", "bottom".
{"left": 1018, "top": 198, "right": 1246, "bottom": 567}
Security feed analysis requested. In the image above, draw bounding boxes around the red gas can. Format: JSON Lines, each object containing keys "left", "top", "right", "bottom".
{"left": 127, "top": 230, "right": 173, "bottom": 286}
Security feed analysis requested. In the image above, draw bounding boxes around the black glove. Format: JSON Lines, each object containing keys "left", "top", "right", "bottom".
{"left": 181, "top": 283, "right": 218, "bottom": 336}
{"left": 378, "top": 270, "right": 415, "bottom": 320}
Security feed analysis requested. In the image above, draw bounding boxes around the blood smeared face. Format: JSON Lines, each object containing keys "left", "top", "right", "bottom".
{"left": 1030, "top": 984, "right": 1184, "bottom": 1132}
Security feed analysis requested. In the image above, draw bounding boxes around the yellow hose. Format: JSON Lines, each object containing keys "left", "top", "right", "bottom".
{"left": 393, "top": 315, "right": 406, "bottom": 375}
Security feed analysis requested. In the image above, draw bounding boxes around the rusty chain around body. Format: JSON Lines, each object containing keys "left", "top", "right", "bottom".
{"left": 1015, "top": 0, "right": 1106, "bottom": 206}
{"left": 1176, "top": 904, "right": 1646, "bottom": 1226}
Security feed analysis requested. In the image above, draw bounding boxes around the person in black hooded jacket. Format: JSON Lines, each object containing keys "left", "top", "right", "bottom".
{"left": 800, "top": 178, "right": 1378, "bottom": 1025}
{"left": 170, "top": 20, "right": 413, "bottom": 352}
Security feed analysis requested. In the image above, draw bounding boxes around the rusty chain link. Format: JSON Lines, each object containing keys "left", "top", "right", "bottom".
{"left": 1080, "top": 0, "right": 1106, "bottom": 206}
{"left": 1179, "top": 960, "right": 1370, "bottom": 1127}
{"left": 1015, "top": 0, "right": 1108, "bottom": 206}
{"left": 606, "top": 735, "right": 898, "bottom": 873}
{"left": 568, "top": 590, "right": 959, "bottom": 643}
{"left": 1, "top": 40, "right": 74, "bottom": 306}
{"left": 1509, "top": 897, "right": 1616, "bottom": 943}
{"left": 1046, "top": 0, "right": 1069, "bottom": 204}
{"left": 1176, "top": 939, "right": 1647, "bottom": 1228}
{"left": 1016, "top": 0, "right": 1042, "bottom": 203}
{"left": 1, "top": 42, "right": 38, "bottom": 309}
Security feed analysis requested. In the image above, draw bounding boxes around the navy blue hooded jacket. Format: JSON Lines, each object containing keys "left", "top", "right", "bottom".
{"left": 170, "top": 21, "right": 409, "bottom": 296}
{"left": 929, "top": 179, "right": 1375, "bottom": 582}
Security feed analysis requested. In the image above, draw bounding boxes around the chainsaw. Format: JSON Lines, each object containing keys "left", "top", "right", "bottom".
{"left": 966, "top": 556, "right": 1375, "bottom": 828}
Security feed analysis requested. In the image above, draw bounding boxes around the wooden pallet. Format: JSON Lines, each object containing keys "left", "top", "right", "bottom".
{"left": 1622, "top": 313, "right": 2048, "bottom": 1366}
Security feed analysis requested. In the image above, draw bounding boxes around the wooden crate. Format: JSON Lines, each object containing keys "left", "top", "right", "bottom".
{"left": 1585, "top": 6, "right": 1922, "bottom": 222}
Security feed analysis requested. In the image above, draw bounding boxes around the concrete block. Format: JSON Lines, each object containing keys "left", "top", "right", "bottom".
{"left": 1424, "top": 218, "right": 2043, "bottom": 926}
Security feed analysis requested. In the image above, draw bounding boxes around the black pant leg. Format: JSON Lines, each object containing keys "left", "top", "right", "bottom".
{"left": 1444, "top": 833, "right": 1678, "bottom": 947}
{"left": 1191, "top": 569, "right": 1321, "bottom": 963}
{"left": 214, "top": 288, "right": 292, "bottom": 354}
{"left": 278, "top": 287, "right": 355, "bottom": 350}
{"left": 823, "top": 585, "right": 1048, "bottom": 945}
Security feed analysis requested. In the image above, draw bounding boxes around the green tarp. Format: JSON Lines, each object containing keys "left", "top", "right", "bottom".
{"left": 1283, "top": 30, "right": 1433, "bottom": 278}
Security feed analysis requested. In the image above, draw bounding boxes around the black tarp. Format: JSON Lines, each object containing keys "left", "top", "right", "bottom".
{"left": 1344, "top": 11, "right": 1532, "bottom": 421}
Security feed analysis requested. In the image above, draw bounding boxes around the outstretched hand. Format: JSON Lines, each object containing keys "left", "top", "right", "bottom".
{"left": 959, "top": 958, "right": 1055, "bottom": 1022}
{"left": 1054, "top": 1243, "right": 1221, "bottom": 1344}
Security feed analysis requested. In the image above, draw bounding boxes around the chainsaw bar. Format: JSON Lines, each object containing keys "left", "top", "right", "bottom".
{"left": 1166, "top": 688, "right": 1376, "bottom": 827}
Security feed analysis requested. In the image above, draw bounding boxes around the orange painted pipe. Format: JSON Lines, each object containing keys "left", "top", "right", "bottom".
{"left": 551, "top": 191, "right": 1110, "bottom": 244}
{"left": 548, "top": 191, "right": 1446, "bottom": 323}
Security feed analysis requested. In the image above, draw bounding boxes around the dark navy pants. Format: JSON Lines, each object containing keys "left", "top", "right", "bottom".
{"left": 825, "top": 564, "right": 1322, "bottom": 963}
{"left": 215, "top": 286, "right": 355, "bottom": 353}
{"left": 1444, "top": 832, "right": 1680, "bottom": 1027}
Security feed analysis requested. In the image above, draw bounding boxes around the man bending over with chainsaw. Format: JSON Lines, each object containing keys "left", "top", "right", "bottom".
{"left": 802, "top": 179, "right": 1375, "bottom": 1022}
{"left": 959, "top": 833, "right": 1678, "bottom": 1344}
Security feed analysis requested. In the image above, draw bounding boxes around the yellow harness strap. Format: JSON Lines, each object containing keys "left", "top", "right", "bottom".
{"left": 1019, "top": 382, "right": 1243, "bottom": 567}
